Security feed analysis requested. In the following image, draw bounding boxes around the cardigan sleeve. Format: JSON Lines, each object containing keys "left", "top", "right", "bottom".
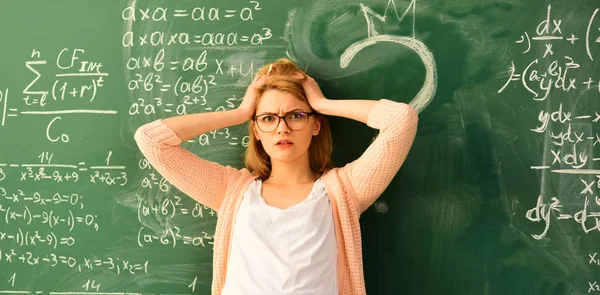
{"left": 339, "top": 99, "right": 418, "bottom": 214}
{"left": 133, "top": 119, "right": 247, "bottom": 212}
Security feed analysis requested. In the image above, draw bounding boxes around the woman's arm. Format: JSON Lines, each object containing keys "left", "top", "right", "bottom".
{"left": 304, "top": 77, "right": 418, "bottom": 214}
{"left": 161, "top": 109, "right": 248, "bottom": 142}
{"left": 134, "top": 111, "right": 248, "bottom": 212}
{"left": 316, "top": 99, "right": 378, "bottom": 123}
{"left": 302, "top": 75, "right": 378, "bottom": 123}
{"left": 335, "top": 99, "right": 418, "bottom": 214}
{"left": 134, "top": 76, "right": 269, "bottom": 212}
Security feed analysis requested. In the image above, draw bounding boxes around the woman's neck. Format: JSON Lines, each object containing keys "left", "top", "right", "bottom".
{"left": 265, "top": 162, "right": 320, "bottom": 185}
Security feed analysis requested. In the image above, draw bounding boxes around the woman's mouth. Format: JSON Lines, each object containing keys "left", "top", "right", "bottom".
{"left": 276, "top": 140, "right": 294, "bottom": 148}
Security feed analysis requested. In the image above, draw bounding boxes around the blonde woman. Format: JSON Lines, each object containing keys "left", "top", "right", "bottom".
{"left": 134, "top": 58, "right": 418, "bottom": 295}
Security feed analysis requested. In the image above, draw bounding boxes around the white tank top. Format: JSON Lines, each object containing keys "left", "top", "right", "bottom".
{"left": 221, "top": 177, "right": 338, "bottom": 295}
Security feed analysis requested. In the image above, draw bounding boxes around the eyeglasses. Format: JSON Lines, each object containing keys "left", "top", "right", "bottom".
{"left": 253, "top": 111, "right": 315, "bottom": 132}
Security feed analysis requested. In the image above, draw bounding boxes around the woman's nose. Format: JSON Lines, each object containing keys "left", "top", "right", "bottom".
{"left": 276, "top": 118, "right": 291, "bottom": 133}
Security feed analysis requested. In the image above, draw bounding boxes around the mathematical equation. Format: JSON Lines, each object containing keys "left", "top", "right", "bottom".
{"left": 0, "top": 248, "right": 148, "bottom": 275}
{"left": 137, "top": 193, "right": 215, "bottom": 219}
{"left": 0, "top": 48, "right": 114, "bottom": 145}
{"left": 514, "top": 5, "right": 600, "bottom": 61}
{"left": 122, "top": 2, "right": 263, "bottom": 23}
{"left": 137, "top": 225, "right": 214, "bottom": 248}
{"left": 125, "top": 52, "right": 258, "bottom": 122}
{"left": 526, "top": 175, "right": 600, "bottom": 239}
{"left": 1, "top": 189, "right": 84, "bottom": 208}
{"left": 498, "top": 5, "right": 600, "bottom": 100}
{"left": 502, "top": 5, "right": 600, "bottom": 174}
{"left": 507, "top": 6, "right": 600, "bottom": 291}
{"left": 526, "top": 194, "right": 598, "bottom": 240}
{"left": 0, "top": 228, "right": 75, "bottom": 249}
{"left": 22, "top": 48, "right": 107, "bottom": 105}
{"left": 122, "top": 29, "right": 273, "bottom": 47}
{"left": 526, "top": 100, "right": 600, "bottom": 171}
{"left": 0, "top": 205, "right": 99, "bottom": 231}
{"left": 531, "top": 103, "right": 600, "bottom": 135}
{"left": 0, "top": 151, "right": 127, "bottom": 185}
{"left": 127, "top": 50, "right": 261, "bottom": 75}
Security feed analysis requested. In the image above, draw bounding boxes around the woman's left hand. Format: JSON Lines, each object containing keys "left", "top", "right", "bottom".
{"left": 302, "top": 75, "right": 328, "bottom": 112}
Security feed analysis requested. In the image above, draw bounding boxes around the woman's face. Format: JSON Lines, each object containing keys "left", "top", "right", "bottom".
{"left": 252, "top": 89, "right": 320, "bottom": 163}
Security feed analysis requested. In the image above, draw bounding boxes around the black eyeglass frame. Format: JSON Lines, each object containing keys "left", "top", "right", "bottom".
{"left": 252, "top": 111, "right": 315, "bottom": 132}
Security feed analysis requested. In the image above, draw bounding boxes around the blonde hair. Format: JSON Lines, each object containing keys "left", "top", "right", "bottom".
{"left": 244, "top": 58, "right": 335, "bottom": 180}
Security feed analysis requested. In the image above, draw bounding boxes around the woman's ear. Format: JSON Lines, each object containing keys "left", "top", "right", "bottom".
{"left": 312, "top": 116, "right": 321, "bottom": 136}
{"left": 252, "top": 121, "right": 261, "bottom": 140}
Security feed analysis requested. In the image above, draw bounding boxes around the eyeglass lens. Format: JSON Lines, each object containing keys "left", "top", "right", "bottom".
{"left": 256, "top": 113, "right": 309, "bottom": 132}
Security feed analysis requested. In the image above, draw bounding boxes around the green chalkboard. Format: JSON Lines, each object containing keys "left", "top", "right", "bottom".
{"left": 1, "top": 0, "right": 600, "bottom": 294}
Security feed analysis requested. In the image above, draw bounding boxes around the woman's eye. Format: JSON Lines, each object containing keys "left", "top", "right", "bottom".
{"left": 289, "top": 113, "right": 303, "bottom": 119}
{"left": 262, "top": 116, "right": 274, "bottom": 122}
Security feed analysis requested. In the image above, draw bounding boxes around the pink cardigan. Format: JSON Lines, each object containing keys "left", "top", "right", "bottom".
{"left": 134, "top": 99, "right": 418, "bottom": 295}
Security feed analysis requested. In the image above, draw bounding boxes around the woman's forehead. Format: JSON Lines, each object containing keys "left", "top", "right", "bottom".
{"left": 257, "top": 90, "right": 309, "bottom": 113}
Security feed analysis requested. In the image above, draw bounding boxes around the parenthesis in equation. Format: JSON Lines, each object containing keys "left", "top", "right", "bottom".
{"left": 170, "top": 199, "right": 176, "bottom": 218}
{"left": 5, "top": 206, "right": 10, "bottom": 225}
{"left": 51, "top": 232, "right": 57, "bottom": 249}
{"left": 137, "top": 226, "right": 145, "bottom": 247}
{"left": 90, "top": 78, "right": 98, "bottom": 102}
{"left": 169, "top": 227, "right": 177, "bottom": 248}
{"left": 522, "top": 59, "right": 539, "bottom": 97}
{"left": 522, "top": 31, "right": 530, "bottom": 54}
{"left": 137, "top": 198, "right": 144, "bottom": 223}
{"left": 18, "top": 228, "right": 24, "bottom": 246}
{"left": 174, "top": 76, "right": 182, "bottom": 96}
{"left": 48, "top": 210, "right": 54, "bottom": 229}
{"left": 24, "top": 205, "right": 32, "bottom": 225}
{"left": 586, "top": 8, "right": 599, "bottom": 61}
{"left": 202, "top": 78, "right": 208, "bottom": 97}
{"left": 69, "top": 209, "right": 75, "bottom": 232}
{"left": 52, "top": 80, "right": 59, "bottom": 101}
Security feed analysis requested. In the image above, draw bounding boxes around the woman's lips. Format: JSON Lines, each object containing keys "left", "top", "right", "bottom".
{"left": 275, "top": 142, "right": 294, "bottom": 148}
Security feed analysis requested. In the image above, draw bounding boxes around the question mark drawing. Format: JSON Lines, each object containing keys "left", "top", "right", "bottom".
{"left": 341, "top": 2, "right": 437, "bottom": 113}
{"left": 286, "top": 0, "right": 437, "bottom": 113}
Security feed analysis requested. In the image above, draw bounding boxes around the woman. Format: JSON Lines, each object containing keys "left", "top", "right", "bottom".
{"left": 134, "top": 58, "right": 418, "bottom": 295}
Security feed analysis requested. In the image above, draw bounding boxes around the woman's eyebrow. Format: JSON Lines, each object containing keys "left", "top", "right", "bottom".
{"left": 257, "top": 108, "right": 306, "bottom": 115}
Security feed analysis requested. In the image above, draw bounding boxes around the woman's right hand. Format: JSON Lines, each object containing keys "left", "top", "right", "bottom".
{"left": 237, "top": 75, "right": 270, "bottom": 120}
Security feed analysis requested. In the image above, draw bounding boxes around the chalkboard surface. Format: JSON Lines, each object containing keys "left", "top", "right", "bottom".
{"left": 1, "top": 0, "right": 600, "bottom": 294}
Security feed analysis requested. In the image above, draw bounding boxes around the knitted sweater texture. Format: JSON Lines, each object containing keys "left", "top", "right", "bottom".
{"left": 134, "top": 99, "right": 418, "bottom": 294}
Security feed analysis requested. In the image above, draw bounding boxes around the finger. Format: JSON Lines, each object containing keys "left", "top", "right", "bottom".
{"left": 252, "top": 73, "right": 264, "bottom": 83}
{"left": 302, "top": 76, "right": 310, "bottom": 83}
{"left": 291, "top": 72, "right": 304, "bottom": 79}
{"left": 251, "top": 75, "right": 264, "bottom": 84}
{"left": 253, "top": 75, "right": 270, "bottom": 87}
{"left": 302, "top": 78, "right": 315, "bottom": 87}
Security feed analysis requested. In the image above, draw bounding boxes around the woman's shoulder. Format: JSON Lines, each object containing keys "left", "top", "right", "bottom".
{"left": 222, "top": 167, "right": 259, "bottom": 191}
{"left": 318, "top": 168, "right": 346, "bottom": 189}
